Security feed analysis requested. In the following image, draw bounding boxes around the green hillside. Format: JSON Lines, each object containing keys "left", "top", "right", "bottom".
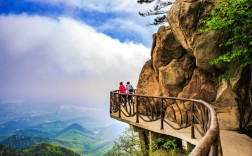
{"left": 0, "top": 143, "right": 81, "bottom": 156}
{"left": 34, "top": 120, "right": 67, "bottom": 134}
{"left": 55, "top": 128, "right": 113, "bottom": 155}
{"left": 1, "top": 135, "right": 51, "bottom": 149}
{"left": 1, "top": 123, "right": 118, "bottom": 155}
{"left": 0, "top": 117, "right": 127, "bottom": 156}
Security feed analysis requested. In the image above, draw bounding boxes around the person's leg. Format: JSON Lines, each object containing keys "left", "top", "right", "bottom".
{"left": 127, "top": 95, "right": 130, "bottom": 103}
{"left": 130, "top": 95, "right": 133, "bottom": 104}
{"left": 123, "top": 94, "right": 127, "bottom": 105}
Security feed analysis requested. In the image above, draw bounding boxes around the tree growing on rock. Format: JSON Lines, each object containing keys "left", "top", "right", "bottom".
{"left": 137, "top": 0, "right": 174, "bottom": 25}
{"left": 202, "top": 0, "right": 252, "bottom": 78}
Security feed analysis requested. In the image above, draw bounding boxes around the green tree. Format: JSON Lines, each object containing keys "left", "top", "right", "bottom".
{"left": 202, "top": 0, "right": 252, "bottom": 78}
{"left": 106, "top": 128, "right": 142, "bottom": 156}
{"left": 106, "top": 128, "right": 188, "bottom": 156}
{"left": 156, "top": 138, "right": 176, "bottom": 156}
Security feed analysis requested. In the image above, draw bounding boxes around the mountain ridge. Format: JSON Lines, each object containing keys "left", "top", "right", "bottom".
{"left": 0, "top": 143, "right": 81, "bottom": 156}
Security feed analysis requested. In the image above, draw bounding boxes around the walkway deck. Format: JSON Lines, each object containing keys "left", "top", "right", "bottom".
{"left": 111, "top": 112, "right": 252, "bottom": 156}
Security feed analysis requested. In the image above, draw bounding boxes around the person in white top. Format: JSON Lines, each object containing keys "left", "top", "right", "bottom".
{"left": 126, "top": 81, "right": 134, "bottom": 104}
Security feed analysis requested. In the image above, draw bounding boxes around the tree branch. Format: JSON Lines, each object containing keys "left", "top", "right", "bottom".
{"left": 137, "top": 0, "right": 173, "bottom": 26}
{"left": 137, "top": 0, "right": 155, "bottom": 4}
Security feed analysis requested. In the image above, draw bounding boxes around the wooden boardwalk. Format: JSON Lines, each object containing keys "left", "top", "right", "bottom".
{"left": 111, "top": 112, "right": 252, "bottom": 156}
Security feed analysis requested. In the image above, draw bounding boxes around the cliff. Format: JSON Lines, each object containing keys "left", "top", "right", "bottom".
{"left": 136, "top": 0, "right": 251, "bottom": 131}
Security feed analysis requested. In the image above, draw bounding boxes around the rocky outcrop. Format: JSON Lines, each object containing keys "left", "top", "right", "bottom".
{"left": 151, "top": 26, "right": 185, "bottom": 78}
{"left": 136, "top": 60, "right": 160, "bottom": 96}
{"left": 178, "top": 68, "right": 216, "bottom": 103}
{"left": 136, "top": 0, "right": 251, "bottom": 130}
{"left": 168, "top": 0, "right": 225, "bottom": 71}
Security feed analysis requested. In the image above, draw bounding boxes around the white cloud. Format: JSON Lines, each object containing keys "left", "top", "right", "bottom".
{"left": 96, "top": 16, "right": 153, "bottom": 44}
{"left": 25, "top": 0, "right": 159, "bottom": 46}
{"left": 0, "top": 14, "right": 150, "bottom": 103}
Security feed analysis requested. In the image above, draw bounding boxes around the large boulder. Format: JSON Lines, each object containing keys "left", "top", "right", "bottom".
{"left": 212, "top": 71, "right": 242, "bottom": 130}
{"left": 213, "top": 81, "right": 240, "bottom": 130}
{"left": 136, "top": 60, "right": 160, "bottom": 96}
{"left": 178, "top": 68, "right": 217, "bottom": 103}
{"left": 152, "top": 26, "right": 185, "bottom": 79}
{"left": 158, "top": 54, "right": 195, "bottom": 97}
{"left": 136, "top": 60, "right": 161, "bottom": 114}
{"left": 158, "top": 59, "right": 184, "bottom": 97}
{"left": 167, "top": 0, "right": 225, "bottom": 71}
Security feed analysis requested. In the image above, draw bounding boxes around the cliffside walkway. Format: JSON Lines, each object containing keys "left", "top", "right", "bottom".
{"left": 110, "top": 90, "right": 252, "bottom": 156}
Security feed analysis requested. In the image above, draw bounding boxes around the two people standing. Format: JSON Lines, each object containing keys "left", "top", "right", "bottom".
{"left": 119, "top": 81, "right": 134, "bottom": 104}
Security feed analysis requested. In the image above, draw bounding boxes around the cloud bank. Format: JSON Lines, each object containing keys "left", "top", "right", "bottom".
{"left": 0, "top": 14, "right": 150, "bottom": 104}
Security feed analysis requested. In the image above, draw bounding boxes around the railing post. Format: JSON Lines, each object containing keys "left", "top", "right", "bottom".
{"left": 110, "top": 92, "right": 112, "bottom": 114}
{"left": 118, "top": 94, "right": 121, "bottom": 118}
{"left": 136, "top": 96, "right": 139, "bottom": 123}
{"left": 114, "top": 93, "right": 116, "bottom": 110}
{"left": 204, "top": 107, "right": 208, "bottom": 132}
{"left": 191, "top": 102, "right": 195, "bottom": 139}
{"left": 132, "top": 95, "right": 135, "bottom": 114}
{"left": 161, "top": 99, "right": 164, "bottom": 130}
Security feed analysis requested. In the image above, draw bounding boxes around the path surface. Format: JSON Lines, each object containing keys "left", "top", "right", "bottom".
{"left": 111, "top": 112, "right": 252, "bottom": 156}
{"left": 220, "top": 130, "right": 252, "bottom": 156}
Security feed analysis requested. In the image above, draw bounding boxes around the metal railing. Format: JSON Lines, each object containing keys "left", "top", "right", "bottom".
{"left": 110, "top": 90, "right": 222, "bottom": 156}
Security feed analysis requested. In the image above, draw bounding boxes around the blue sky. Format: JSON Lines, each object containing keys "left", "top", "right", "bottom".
{"left": 0, "top": 0, "right": 161, "bottom": 113}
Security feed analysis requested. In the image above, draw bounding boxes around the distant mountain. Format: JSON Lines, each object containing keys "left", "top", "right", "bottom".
{"left": 55, "top": 128, "right": 99, "bottom": 154}
{"left": 59, "top": 123, "right": 94, "bottom": 135}
{"left": 16, "top": 129, "right": 51, "bottom": 138}
{"left": 94, "top": 123, "right": 127, "bottom": 140}
{"left": 0, "top": 143, "right": 81, "bottom": 156}
{"left": 65, "top": 116, "right": 108, "bottom": 129}
{"left": 33, "top": 120, "right": 67, "bottom": 132}
{"left": 1, "top": 135, "right": 51, "bottom": 149}
{"left": 0, "top": 116, "right": 128, "bottom": 155}
{"left": 0, "top": 117, "right": 52, "bottom": 136}
{"left": 0, "top": 121, "right": 30, "bottom": 136}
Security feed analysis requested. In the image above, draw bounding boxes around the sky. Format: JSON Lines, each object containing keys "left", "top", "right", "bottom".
{"left": 0, "top": 0, "right": 161, "bottom": 114}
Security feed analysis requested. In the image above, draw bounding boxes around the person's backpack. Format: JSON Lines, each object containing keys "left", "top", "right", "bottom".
{"left": 129, "top": 85, "right": 134, "bottom": 93}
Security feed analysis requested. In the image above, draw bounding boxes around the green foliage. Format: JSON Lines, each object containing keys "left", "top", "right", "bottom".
{"left": 106, "top": 128, "right": 142, "bottom": 156}
{"left": 22, "top": 143, "right": 81, "bottom": 156}
{"left": 107, "top": 128, "right": 189, "bottom": 156}
{"left": 157, "top": 138, "right": 176, "bottom": 155}
{"left": 1, "top": 135, "right": 51, "bottom": 149}
{"left": 1, "top": 121, "right": 121, "bottom": 156}
{"left": 202, "top": 0, "right": 252, "bottom": 77}
{"left": 0, "top": 143, "right": 81, "bottom": 156}
{"left": 150, "top": 138, "right": 177, "bottom": 156}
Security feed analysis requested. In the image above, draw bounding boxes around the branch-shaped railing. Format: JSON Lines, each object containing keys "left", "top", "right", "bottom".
{"left": 110, "top": 90, "right": 222, "bottom": 156}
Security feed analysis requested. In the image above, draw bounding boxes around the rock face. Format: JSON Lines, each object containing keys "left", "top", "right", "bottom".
{"left": 168, "top": 0, "right": 224, "bottom": 71}
{"left": 137, "top": 60, "right": 160, "bottom": 96}
{"left": 136, "top": 0, "right": 251, "bottom": 130}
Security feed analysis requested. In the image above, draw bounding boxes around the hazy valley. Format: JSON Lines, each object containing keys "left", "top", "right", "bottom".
{"left": 0, "top": 100, "right": 127, "bottom": 155}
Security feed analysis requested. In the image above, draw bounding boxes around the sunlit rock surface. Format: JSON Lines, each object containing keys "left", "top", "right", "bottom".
{"left": 136, "top": 0, "right": 251, "bottom": 130}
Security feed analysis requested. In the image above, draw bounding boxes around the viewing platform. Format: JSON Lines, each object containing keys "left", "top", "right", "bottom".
{"left": 110, "top": 90, "right": 252, "bottom": 156}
